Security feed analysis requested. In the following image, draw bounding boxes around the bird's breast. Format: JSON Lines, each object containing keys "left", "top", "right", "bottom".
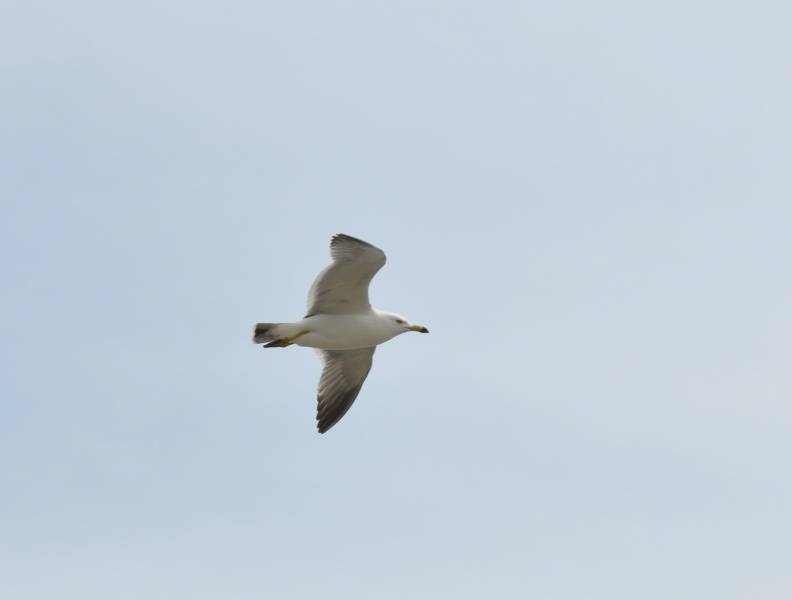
{"left": 295, "top": 313, "right": 397, "bottom": 350}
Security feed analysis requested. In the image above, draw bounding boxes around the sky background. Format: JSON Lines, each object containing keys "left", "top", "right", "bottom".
{"left": 3, "top": 1, "right": 792, "bottom": 598}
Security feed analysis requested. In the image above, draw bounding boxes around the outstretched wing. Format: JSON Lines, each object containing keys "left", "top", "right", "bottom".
{"left": 305, "top": 234, "right": 386, "bottom": 317}
{"left": 315, "top": 347, "right": 376, "bottom": 433}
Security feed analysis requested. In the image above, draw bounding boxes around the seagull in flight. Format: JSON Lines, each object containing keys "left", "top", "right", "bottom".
{"left": 252, "top": 234, "right": 429, "bottom": 433}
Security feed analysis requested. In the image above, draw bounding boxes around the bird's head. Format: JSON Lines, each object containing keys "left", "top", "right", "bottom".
{"left": 386, "top": 312, "right": 429, "bottom": 335}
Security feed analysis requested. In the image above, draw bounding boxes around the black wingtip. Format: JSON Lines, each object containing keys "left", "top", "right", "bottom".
{"left": 331, "top": 233, "right": 374, "bottom": 247}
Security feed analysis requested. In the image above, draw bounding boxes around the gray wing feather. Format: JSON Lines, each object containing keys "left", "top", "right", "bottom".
{"left": 306, "top": 234, "right": 386, "bottom": 317}
{"left": 315, "top": 347, "right": 376, "bottom": 433}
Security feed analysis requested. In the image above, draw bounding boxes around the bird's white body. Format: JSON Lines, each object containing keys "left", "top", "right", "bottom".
{"left": 282, "top": 310, "right": 406, "bottom": 350}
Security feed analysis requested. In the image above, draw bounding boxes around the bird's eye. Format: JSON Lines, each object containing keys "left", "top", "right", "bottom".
{"left": 396, "top": 319, "right": 406, "bottom": 325}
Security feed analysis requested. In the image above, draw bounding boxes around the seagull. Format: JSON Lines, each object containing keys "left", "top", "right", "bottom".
{"left": 252, "top": 234, "right": 429, "bottom": 433}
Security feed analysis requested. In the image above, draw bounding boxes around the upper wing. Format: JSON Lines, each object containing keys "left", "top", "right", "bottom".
{"left": 305, "top": 234, "right": 386, "bottom": 317}
{"left": 315, "top": 347, "right": 376, "bottom": 433}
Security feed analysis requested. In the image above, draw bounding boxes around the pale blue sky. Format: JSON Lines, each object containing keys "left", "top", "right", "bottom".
{"left": 3, "top": 1, "right": 792, "bottom": 598}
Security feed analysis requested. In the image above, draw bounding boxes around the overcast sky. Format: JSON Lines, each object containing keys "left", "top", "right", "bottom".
{"left": 3, "top": 1, "right": 792, "bottom": 598}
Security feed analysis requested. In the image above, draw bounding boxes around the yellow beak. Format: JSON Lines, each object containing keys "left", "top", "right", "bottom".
{"left": 410, "top": 325, "right": 429, "bottom": 333}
